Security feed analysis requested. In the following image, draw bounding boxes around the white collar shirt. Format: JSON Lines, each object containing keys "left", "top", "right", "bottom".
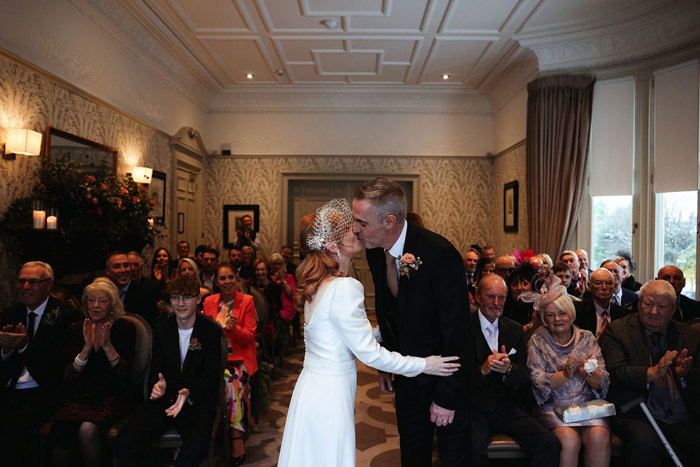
{"left": 386, "top": 221, "right": 408, "bottom": 275}
{"left": 478, "top": 310, "right": 499, "bottom": 352}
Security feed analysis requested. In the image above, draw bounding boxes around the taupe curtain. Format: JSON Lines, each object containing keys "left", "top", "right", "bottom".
{"left": 526, "top": 75, "right": 595, "bottom": 257}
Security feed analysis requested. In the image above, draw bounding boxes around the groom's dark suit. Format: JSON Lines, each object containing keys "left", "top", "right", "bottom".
{"left": 367, "top": 221, "right": 470, "bottom": 466}
{"left": 114, "top": 313, "right": 223, "bottom": 467}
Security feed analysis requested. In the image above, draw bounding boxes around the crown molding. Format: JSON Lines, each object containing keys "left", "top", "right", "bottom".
{"left": 516, "top": 0, "right": 700, "bottom": 72}
{"left": 478, "top": 44, "right": 539, "bottom": 114}
{"left": 209, "top": 85, "right": 492, "bottom": 114}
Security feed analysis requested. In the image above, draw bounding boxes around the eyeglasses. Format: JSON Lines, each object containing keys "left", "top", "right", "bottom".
{"left": 169, "top": 295, "right": 197, "bottom": 303}
{"left": 17, "top": 278, "right": 50, "bottom": 286}
{"left": 591, "top": 280, "right": 614, "bottom": 288}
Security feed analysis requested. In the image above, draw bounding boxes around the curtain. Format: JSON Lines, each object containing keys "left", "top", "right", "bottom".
{"left": 526, "top": 75, "right": 595, "bottom": 257}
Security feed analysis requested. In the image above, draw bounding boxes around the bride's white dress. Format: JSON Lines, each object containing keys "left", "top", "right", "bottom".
{"left": 278, "top": 277, "right": 426, "bottom": 467}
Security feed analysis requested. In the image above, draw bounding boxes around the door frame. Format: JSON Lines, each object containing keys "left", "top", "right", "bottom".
{"left": 171, "top": 127, "right": 206, "bottom": 252}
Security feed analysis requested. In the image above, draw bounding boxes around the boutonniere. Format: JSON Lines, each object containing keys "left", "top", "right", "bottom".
{"left": 398, "top": 253, "right": 422, "bottom": 279}
{"left": 188, "top": 337, "right": 202, "bottom": 351}
{"left": 43, "top": 307, "right": 62, "bottom": 326}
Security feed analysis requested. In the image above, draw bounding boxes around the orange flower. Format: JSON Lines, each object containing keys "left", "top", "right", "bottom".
{"left": 119, "top": 187, "right": 128, "bottom": 196}
{"left": 150, "top": 199, "right": 157, "bottom": 206}
{"left": 87, "top": 175, "right": 96, "bottom": 182}
{"left": 92, "top": 197, "right": 98, "bottom": 204}
{"left": 132, "top": 196, "right": 140, "bottom": 203}
{"left": 100, "top": 184, "right": 108, "bottom": 191}
{"left": 115, "top": 198, "right": 122, "bottom": 208}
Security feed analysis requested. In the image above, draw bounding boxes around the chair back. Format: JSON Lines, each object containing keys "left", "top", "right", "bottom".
{"left": 120, "top": 312, "right": 153, "bottom": 402}
{"left": 248, "top": 286, "right": 268, "bottom": 328}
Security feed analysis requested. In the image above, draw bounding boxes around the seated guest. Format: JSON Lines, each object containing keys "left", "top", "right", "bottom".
{"left": 128, "top": 251, "right": 162, "bottom": 304}
{"left": 171, "top": 240, "right": 191, "bottom": 269}
{"left": 177, "top": 258, "right": 210, "bottom": 302}
{"left": 235, "top": 214, "right": 260, "bottom": 251}
{"left": 229, "top": 246, "right": 243, "bottom": 276}
{"left": 482, "top": 244, "right": 496, "bottom": 262}
{"left": 193, "top": 244, "right": 207, "bottom": 268}
{"left": 0, "top": 261, "right": 81, "bottom": 467}
{"left": 239, "top": 246, "right": 255, "bottom": 281}
{"left": 524, "top": 276, "right": 611, "bottom": 467}
{"left": 471, "top": 257, "right": 496, "bottom": 309}
{"left": 280, "top": 244, "right": 297, "bottom": 277}
{"left": 494, "top": 255, "right": 516, "bottom": 281}
{"left": 471, "top": 275, "right": 560, "bottom": 466}
{"left": 615, "top": 251, "right": 642, "bottom": 292}
{"left": 575, "top": 268, "right": 629, "bottom": 339}
{"left": 552, "top": 262, "right": 581, "bottom": 303}
{"left": 503, "top": 267, "right": 533, "bottom": 326}
{"left": 575, "top": 249, "right": 594, "bottom": 277}
{"left": 538, "top": 253, "right": 553, "bottom": 277}
{"left": 48, "top": 278, "right": 135, "bottom": 467}
{"left": 106, "top": 251, "right": 158, "bottom": 324}
{"left": 199, "top": 247, "right": 219, "bottom": 291}
{"left": 463, "top": 248, "right": 480, "bottom": 289}
{"left": 560, "top": 250, "right": 587, "bottom": 297}
{"left": 251, "top": 257, "right": 283, "bottom": 339}
{"left": 150, "top": 247, "right": 173, "bottom": 286}
{"left": 202, "top": 263, "right": 257, "bottom": 466}
{"left": 601, "top": 260, "right": 638, "bottom": 309}
{"left": 270, "top": 253, "right": 296, "bottom": 322}
{"left": 656, "top": 265, "right": 700, "bottom": 322}
{"left": 114, "top": 276, "right": 223, "bottom": 467}
{"left": 602, "top": 280, "right": 700, "bottom": 467}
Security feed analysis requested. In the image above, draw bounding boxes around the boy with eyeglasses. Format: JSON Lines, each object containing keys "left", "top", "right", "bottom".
{"left": 115, "top": 276, "right": 222, "bottom": 467}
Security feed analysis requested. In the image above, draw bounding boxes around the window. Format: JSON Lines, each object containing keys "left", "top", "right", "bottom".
{"left": 655, "top": 191, "right": 697, "bottom": 298}
{"left": 591, "top": 196, "right": 633, "bottom": 268}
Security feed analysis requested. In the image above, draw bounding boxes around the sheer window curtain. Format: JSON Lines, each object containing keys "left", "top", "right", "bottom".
{"left": 526, "top": 75, "right": 595, "bottom": 258}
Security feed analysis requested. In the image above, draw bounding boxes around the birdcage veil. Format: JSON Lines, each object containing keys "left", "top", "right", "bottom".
{"left": 306, "top": 198, "right": 354, "bottom": 252}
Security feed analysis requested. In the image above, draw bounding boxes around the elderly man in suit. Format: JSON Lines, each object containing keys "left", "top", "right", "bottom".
{"left": 471, "top": 274, "right": 560, "bottom": 466}
{"left": 602, "top": 280, "right": 700, "bottom": 467}
{"left": 106, "top": 251, "right": 158, "bottom": 324}
{"left": 601, "top": 259, "right": 638, "bottom": 309}
{"left": 114, "top": 276, "right": 223, "bottom": 467}
{"left": 0, "top": 261, "right": 81, "bottom": 467}
{"left": 575, "top": 268, "right": 629, "bottom": 339}
{"left": 656, "top": 265, "right": 700, "bottom": 322}
{"left": 352, "top": 177, "right": 470, "bottom": 466}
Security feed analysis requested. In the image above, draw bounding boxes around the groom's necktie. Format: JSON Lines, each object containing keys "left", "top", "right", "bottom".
{"left": 385, "top": 250, "right": 399, "bottom": 297}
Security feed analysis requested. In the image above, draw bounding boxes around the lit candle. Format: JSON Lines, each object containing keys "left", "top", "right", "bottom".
{"left": 33, "top": 210, "right": 46, "bottom": 229}
{"left": 46, "top": 215, "right": 58, "bottom": 230}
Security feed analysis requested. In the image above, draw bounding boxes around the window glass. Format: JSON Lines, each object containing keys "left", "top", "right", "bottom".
{"left": 656, "top": 191, "right": 697, "bottom": 299}
{"left": 591, "top": 196, "right": 633, "bottom": 269}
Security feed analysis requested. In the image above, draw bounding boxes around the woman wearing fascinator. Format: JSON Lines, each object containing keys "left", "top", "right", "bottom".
{"left": 278, "top": 199, "right": 460, "bottom": 467}
{"left": 521, "top": 274, "right": 611, "bottom": 467}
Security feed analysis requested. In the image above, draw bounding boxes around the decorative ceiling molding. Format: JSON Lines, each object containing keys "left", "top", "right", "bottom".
{"left": 208, "top": 86, "right": 491, "bottom": 114}
{"left": 516, "top": 0, "right": 700, "bottom": 72}
{"left": 480, "top": 46, "right": 539, "bottom": 114}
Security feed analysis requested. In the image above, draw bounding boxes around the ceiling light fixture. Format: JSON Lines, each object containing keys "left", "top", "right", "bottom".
{"left": 245, "top": 73, "right": 254, "bottom": 79}
{"left": 442, "top": 73, "right": 452, "bottom": 80}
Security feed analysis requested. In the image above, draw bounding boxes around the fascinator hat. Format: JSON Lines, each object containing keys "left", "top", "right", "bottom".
{"left": 520, "top": 273, "right": 576, "bottom": 319}
{"left": 306, "top": 198, "right": 354, "bottom": 254}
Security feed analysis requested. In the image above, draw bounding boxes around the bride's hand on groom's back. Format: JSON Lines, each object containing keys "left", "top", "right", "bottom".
{"left": 423, "top": 356, "right": 460, "bottom": 376}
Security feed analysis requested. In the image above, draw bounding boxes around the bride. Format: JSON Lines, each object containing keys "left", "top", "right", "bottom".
{"left": 278, "top": 199, "right": 459, "bottom": 466}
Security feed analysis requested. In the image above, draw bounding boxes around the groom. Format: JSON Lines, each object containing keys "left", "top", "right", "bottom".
{"left": 353, "top": 177, "right": 471, "bottom": 466}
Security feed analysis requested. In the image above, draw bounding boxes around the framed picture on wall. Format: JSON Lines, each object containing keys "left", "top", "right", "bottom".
{"left": 504, "top": 180, "right": 518, "bottom": 233}
{"left": 150, "top": 171, "right": 166, "bottom": 225}
{"left": 223, "top": 204, "right": 260, "bottom": 248}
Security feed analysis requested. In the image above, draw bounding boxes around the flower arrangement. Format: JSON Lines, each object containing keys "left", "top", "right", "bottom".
{"left": 398, "top": 252, "right": 422, "bottom": 279}
{"left": 0, "top": 156, "right": 157, "bottom": 269}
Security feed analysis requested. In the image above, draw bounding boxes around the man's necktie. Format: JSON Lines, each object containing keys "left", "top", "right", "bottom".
{"left": 650, "top": 332, "right": 665, "bottom": 364}
{"left": 597, "top": 311, "right": 609, "bottom": 339}
{"left": 385, "top": 251, "right": 398, "bottom": 298}
{"left": 27, "top": 311, "right": 37, "bottom": 342}
{"left": 611, "top": 295, "right": 619, "bottom": 305}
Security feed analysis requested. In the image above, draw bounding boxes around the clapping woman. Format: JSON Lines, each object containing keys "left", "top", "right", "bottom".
{"left": 202, "top": 263, "right": 257, "bottom": 466}
{"left": 151, "top": 247, "right": 173, "bottom": 286}
{"left": 48, "top": 278, "right": 135, "bottom": 467}
{"left": 522, "top": 276, "right": 611, "bottom": 467}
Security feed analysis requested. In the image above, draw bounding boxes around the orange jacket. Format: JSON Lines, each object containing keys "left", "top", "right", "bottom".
{"left": 202, "top": 292, "right": 258, "bottom": 375}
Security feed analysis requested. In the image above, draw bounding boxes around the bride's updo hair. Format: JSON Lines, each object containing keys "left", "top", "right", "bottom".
{"left": 295, "top": 211, "right": 349, "bottom": 310}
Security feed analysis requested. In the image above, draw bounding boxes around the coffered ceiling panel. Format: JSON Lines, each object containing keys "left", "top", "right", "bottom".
{"left": 173, "top": 0, "right": 250, "bottom": 31}
{"left": 110, "top": 0, "right": 700, "bottom": 104}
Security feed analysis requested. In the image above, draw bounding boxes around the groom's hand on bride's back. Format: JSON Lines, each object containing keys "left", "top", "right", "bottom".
{"left": 378, "top": 371, "right": 394, "bottom": 393}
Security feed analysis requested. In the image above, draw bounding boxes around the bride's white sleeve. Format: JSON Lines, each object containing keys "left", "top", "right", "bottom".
{"left": 329, "top": 278, "right": 426, "bottom": 377}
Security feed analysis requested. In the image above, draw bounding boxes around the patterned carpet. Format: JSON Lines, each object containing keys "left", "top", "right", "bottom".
{"left": 243, "top": 339, "right": 440, "bottom": 466}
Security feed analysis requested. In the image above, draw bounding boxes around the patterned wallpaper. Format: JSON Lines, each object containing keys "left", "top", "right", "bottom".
{"left": 491, "top": 141, "right": 530, "bottom": 256}
{"left": 204, "top": 155, "right": 494, "bottom": 258}
{"left": 0, "top": 53, "right": 172, "bottom": 308}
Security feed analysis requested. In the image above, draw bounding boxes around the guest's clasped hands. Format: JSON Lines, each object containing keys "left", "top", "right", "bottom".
{"left": 480, "top": 345, "right": 511, "bottom": 376}
{"left": 150, "top": 372, "right": 190, "bottom": 418}
{"left": 0, "top": 323, "right": 28, "bottom": 352}
{"left": 647, "top": 348, "right": 694, "bottom": 382}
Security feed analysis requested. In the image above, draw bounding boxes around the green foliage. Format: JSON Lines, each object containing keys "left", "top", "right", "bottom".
{"left": 0, "top": 156, "right": 157, "bottom": 257}
{"left": 591, "top": 197, "right": 632, "bottom": 267}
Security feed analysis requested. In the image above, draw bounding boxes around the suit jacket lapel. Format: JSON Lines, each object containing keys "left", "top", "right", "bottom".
{"left": 181, "top": 316, "right": 201, "bottom": 375}
{"left": 397, "top": 223, "right": 417, "bottom": 314}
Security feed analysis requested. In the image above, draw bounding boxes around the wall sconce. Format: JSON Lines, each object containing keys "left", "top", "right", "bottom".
{"left": 132, "top": 166, "right": 153, "bottom": 184}
{"left": 3, "top": 129, "right": 43, "bottom": 160}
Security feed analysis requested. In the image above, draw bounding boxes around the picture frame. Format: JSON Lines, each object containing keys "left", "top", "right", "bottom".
{"left": 149, "top": 171, "right": 166, "bottom": 225}
{"left": 223, "top": 204, "right": 260, "bottom": 248}
{"left": 504, "top": 180, "right": 519, "bottom": 233}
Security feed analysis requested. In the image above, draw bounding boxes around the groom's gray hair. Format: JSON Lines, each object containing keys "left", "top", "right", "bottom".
{"left": 354, "top": 177, "right": 406, "bottom": 224}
